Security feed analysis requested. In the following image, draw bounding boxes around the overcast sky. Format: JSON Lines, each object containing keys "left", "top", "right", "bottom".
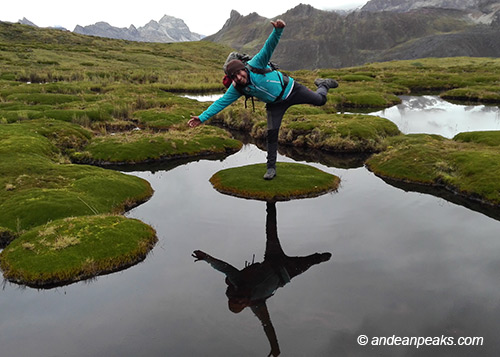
{"left": 2, "top": 1, "right": 368, "bottom": 36}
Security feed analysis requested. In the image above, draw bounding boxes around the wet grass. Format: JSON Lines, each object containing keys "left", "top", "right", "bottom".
{"left": 278, "top": 113, "right": 401, "bottom": 153}
{"left": 0, "top": 120, "right": 153, "bottom": 232}
{"left": 213, "top": 108, "right": 402, "bottom": 153}
{"left": 210, "top": 162, "right": 340, "bottom": 201}
{"left": 318, "top": 57, "right": 500, "bottom": 103}
{"left": 0, "top": 215, "right": 157, "bottom": 288}
{"left": 366, "top": 133, "right": 500, "bottom": 206}
{"left": 454, "top": 131, "right": 500, "bottom": 147}
{"left": 441, "top": 86, "right": 500, "bottom": 103}
{"left": 73, "top": 125, "right": 242, "bottom": 165}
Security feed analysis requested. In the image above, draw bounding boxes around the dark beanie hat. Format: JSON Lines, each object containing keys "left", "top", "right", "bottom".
{"left": 225, "top": 59, "right": 246, "bottom": 77}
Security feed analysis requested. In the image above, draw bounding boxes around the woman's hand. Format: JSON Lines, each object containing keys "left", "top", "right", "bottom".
{"left": 192, "top": 250, "right": 208, "bottom": 262}
{"left": 188, "top": 116, "right": 202, "bottom": 128}
{"left": 271, "top": 19, "right": 286, "bottom": 29}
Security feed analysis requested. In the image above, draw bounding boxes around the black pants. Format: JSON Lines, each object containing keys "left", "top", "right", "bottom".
{"left": 265, "top": 82, "right": 328, "bottom": 169}
{"left": 265, "top": 202, "right": 330, "bottom": 281}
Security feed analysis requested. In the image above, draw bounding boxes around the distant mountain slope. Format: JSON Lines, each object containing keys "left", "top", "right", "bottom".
{"left": 203, "top": 4, "right": 500, "bottom": 70}
{"left": 74, "top": 15, "right": 203, "bottom": 42}
{"left": 15, "top": 15, "right": 202, "bottom": 43}
{"left": 374, "top": 26, "right": 500, "bottom": 61}
{"left": 361, "top": 0, "right": 500, "bottom": 24}
{"left": 361, "top": 0, "right": 499, "bottom": 14}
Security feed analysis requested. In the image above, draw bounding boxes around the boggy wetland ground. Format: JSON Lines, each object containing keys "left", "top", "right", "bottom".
{"left": 1, "top": 21, "right": 500, "bottom": 287}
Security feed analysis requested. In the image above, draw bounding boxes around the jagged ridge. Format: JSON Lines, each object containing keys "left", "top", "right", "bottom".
{"left": 73, "top": 15, "right": 203, "bottom": 42}
{"left": 203, "top": 3, "right": 500, "bottom": 70}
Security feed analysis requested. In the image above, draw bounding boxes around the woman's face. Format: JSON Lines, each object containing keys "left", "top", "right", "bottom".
{"left": 232, "top": 69, "right": 248, "bottom": 86}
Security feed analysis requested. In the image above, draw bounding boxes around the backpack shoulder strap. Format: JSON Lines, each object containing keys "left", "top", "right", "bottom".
{"left": 232, "top": 82, "right": 253, "bottom": 110}
{"left": 246, "top": 64, "right": 273, "bottom": 75}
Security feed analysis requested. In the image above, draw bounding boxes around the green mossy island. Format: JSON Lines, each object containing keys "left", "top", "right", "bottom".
{"left": 275, "top": 113, "right": 400, "bottom": 152}
{"left": 72, "top": 125, "right": 242, "bottom": 165}
{"left": 212, "top": 108, "right": 402, "bottom": 153}
{"left": 0, "top": 120, "right": 154, "bottom": 231}
{"left": 0, "top": 215, "right": 157, "bottom": 288}
{"left": 366, "top": 132, "right": 500, "bottom": 207}
{"left": 210, "top": 163, "right": 340, "bottom": 201}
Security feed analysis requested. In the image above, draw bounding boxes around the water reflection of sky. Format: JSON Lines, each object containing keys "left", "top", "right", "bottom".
{"left": 181, "top": 93, "right": 224, "bottom": 102}
{"left": 2, "top": 99, "right": 500, "bottom": 356}
{"left": 370, "top": 95, "right": 500, "bottom": 138}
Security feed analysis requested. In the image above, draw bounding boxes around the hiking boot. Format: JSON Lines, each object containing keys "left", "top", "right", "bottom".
{"left": 263, "top": 168, "right": 276, "bottom": 180}
{"left": 314, "top": 78, "right": 338, "bottom": 89}
{"left": 319, "top": 252, "right": 332, "bottom": 262}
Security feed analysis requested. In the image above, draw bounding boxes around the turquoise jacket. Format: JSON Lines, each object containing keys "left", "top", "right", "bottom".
{"left": 199, "top": 27, "right": 294, "bottom": 122}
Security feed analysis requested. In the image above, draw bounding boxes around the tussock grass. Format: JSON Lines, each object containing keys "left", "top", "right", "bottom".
{"left": 0, "top": 120, "right": 153, "bottom": 232}
{"left": 454, "top": 131, "right": 500, "bottom": 147}
{"left": 0, "top": 215, "right": 157, "bottom": 288}
{"left": 366, "top": 133, "right": 500, "bottom": 206}
{"left": 278, "top": 113, "right": 401, "bottom": 153}
{"left": 0, "top": 22, "right": 229, "bottom": 89}
{"left": 73, "top": 125, "right": 242, "bottom": 165}
{"left": 212, "top": 109, "right": 401, "bottom": 153}
{"left": 441, "top": 86, "right": 500, "bottom": 103}
{"left": 361, "top": 57, "right": 500, "bottom": 99}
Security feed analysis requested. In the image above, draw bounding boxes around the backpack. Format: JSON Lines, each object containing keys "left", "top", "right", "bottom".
{"left": 222, "top": 52, "right": 284, "bottom": 110}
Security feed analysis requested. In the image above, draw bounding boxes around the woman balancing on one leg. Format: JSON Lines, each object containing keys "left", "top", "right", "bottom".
{"left": 188, "top": 19, "right": 338, "bottom": 180}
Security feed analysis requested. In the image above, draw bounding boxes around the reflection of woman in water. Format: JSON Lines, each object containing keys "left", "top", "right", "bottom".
{"left": 192, "top": 202, "right": 331, "bottom": 356}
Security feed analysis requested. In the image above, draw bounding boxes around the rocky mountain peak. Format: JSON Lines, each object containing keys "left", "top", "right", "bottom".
{"left": 204, "top": 2, "right": 500, "bottom": 70}
{"left": 220, "top": 10, "right": 244, "bottom": 30}
{"left": 285, "top": 3, "right": 323, "bottom": 16}
{"left": 74, "top": 14, "right": 202, "bottom": 42}
{"left": 18, "top": 17, "right": 37, "bottom": 27}
{"left": 229, "top": 10, "right": 242, "bottom": 19}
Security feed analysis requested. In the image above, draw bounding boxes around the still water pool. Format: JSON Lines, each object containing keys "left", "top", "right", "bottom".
{"left": 370, "top": 95, "right": 500, "bottom": 138}
{"left": 1, "top": 97, "right": 500, "bottom": 356}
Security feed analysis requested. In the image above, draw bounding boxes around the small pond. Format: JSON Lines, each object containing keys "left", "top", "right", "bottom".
{"left": 1, "top": 96, "right": 500, "bottom": 356}
{"left": 370, "top": 95, "right": 500, "bottom": 138}
{"left": 181, "top": 93, "right": 224, "bottom": 102}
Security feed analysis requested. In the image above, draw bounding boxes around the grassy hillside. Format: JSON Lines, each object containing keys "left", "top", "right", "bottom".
{"left": 0, "top": 21, "right": 229, "bottom": 89}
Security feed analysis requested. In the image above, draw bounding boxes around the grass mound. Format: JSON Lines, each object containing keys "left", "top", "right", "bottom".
{"left": 0, "top": 120, "right": 153, "bottom": 231}
{"left": 278, "top": 113, "right": 401, "bottom": 152}
{"left": 453, "top": 131, "right": 500, "bottom": 147}
{"left": 366, "top": 133, "right": 500, "bottom": 206}
{"left": 215, "top": 111, "right": 401, "bottom": 153}
{"left": 72, "top": 125, "right": 243, "bottom": 165}
{"left": 0, "top": 215, "right": 157, "bottom": 288}
{"left": 210, "top": 162, "right": 340, "bottom": 201}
